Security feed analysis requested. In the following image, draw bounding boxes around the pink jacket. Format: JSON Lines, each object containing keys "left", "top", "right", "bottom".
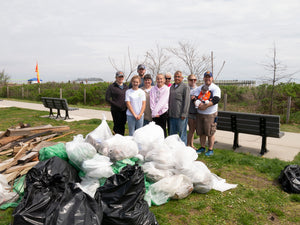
{"left": 150, "top": 85, "right": 170, "bottom": 117}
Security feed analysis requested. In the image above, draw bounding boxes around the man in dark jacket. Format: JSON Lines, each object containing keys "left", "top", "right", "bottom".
{"left": 105, "top": 71, "right": 128, "bottom": 135}
{"left": 169, "top": 70, "right": 190, "bottom": 145}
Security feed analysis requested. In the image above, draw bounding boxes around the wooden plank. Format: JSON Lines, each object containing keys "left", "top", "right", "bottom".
{"left": 46, "top": 131, "right": 75, "bottom": 141}
{"left": 32, "top": 141, "right": 59, "bottom": 152}
{"left": 0, "top": 149, "right": 13, "bottom": 156}
{"left": 7, "top": 125, "right": 70, "bottom": 136}
{"left": 17, "top": 152, "right": 39, "bottom": 164}
{"left": 0, "top": 158, "right": 16, "bottom": 172}
{"left": 4, "top": 171, "right": 20, "bottom": 183}
{"left": 0, "top": 136, "right": 23, "bottom": 146}
{"left": 4, "top": 161, "right": 38, "bottom": 174}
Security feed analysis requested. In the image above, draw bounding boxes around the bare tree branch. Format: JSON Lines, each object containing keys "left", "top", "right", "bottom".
{"left": 167, "top": 41, "right": 210, "bottom": 79}
{"left": 145, "top": 44, "right": 171, "bottom": 79}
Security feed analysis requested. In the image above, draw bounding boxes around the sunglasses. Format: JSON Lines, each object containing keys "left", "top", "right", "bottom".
{"left": 165, "top": 78, "right": 171, "bottom": 80}
{"left": 188, "top": 79, "right": 197, "bottom": 81}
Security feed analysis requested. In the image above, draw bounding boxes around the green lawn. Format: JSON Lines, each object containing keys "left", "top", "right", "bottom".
{"left": 0, "top": 107, "right": 299, "bottom": 225}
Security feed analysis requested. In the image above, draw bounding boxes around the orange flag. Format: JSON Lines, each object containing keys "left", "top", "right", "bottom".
{"left": 35, "top": 62, "right": 40, "bottom": 83}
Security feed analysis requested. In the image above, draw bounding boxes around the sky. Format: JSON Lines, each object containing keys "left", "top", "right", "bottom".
{"left": 0, "top": 0, "right": 299, "bottom": 83}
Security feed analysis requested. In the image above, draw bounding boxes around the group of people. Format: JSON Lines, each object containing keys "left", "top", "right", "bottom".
{"left": 105, "top": 64, "right": 221, "bottom": 156}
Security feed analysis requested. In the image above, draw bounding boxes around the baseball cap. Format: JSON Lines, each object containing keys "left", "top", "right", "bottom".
{"left": 116, "top": 71, "right": 124, "bottom": 77}
{"left": 204, "top": 71, "right": 213, "bottom": 77}
{"left": 137, "top": 64, "right": 146, "bottom": 70}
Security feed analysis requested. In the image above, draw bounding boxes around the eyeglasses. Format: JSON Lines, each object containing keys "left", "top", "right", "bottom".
{"left": 165, "top": 78, "right": 171, "bottom": 80}
{"left": 188, "top": 79, "right": 197, "bottom": 81}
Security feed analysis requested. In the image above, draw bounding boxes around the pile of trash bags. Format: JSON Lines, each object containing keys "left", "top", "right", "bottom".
{"left": 10, "top": 119, "right": 237, "bottom": 224}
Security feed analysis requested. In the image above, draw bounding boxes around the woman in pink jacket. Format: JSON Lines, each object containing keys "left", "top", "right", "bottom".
{"left": 150, "top": 73, "right": 170, "bottom": 137}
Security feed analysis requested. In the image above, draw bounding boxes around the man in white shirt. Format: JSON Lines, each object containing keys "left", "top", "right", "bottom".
{"left": 194, "top": 71, "right": 221, "bottom": 156}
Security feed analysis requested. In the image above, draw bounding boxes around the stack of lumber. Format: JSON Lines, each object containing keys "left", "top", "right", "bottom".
{"left": 0, "top": 124, "right": 72, "bottom": 184}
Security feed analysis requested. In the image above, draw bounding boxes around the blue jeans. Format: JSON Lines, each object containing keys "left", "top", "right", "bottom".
{"left": 143, "top": 119, "right": 151, "bottom": 126}
{"left": 127, "top": 115, "right": 144, "bottom": 136}
{"left": 169, "top": 117, "right": 188, "bottom": 145}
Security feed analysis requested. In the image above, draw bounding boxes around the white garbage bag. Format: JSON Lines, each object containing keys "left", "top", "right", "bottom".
{"left": 0, "top": 174, "right": 19, "bottom": 205}
{"left": 146, "top": 174, "right": 194, "bottom": 206}
{"left": 77, "top": 176, "right": 100, "bottom": 198}
{"left": 211, "top": 173, "right": 238, "bottom": 192}
{"left": 85, "top": 115, "right": 113, "bottom": 152}
{"left": 179, "top": 161, "right": 213, "bottom": 193}
{"left": 82, "top": 154, "right": 114, "bottom": 178}
{"left": 142, "top": 162, "right": 173, "bottom": 182}
{"left": 66, "top": 134, "right": 97, "bottom": 169}
{"left": 100, "top": 134, "right": 139, "bottom": 161}
{"left": 133, "top": 122, "right": 164, "bottom": 156}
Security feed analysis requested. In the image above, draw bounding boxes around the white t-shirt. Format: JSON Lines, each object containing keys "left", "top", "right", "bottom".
{"left": 125, "top": 88, "right": 146, "bottom": 116}
{"left": 194, "top": 83, "right": 221, "bottom": 115}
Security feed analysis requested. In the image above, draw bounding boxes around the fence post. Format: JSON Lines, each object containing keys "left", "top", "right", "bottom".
{"left": 22, "top": 87, "right": 24, "bottom": 99}
{"left": 84, "top": 88, "right": 86, "bottom": 105}
{"left": 38, "top": 87, "right": 40, "bottom": 95}
{"left": 286, "top": 96, "right": 291, "bottom": 124}
{"left": 60, "top": 88, "right": 62, "bottom": 99}
{"left": 6, "top": 86, "right": 9, "bottom": 98}
{"left": 223, "top": 93, "right": 227, "bottom": 111}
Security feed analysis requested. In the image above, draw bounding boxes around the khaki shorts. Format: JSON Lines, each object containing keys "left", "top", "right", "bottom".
{"left": 196, "top": 112, "right": 218, "bottom": 137}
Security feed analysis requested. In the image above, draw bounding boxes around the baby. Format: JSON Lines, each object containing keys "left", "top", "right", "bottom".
{"left": 195, "top": 85, "right": 211, "bottom": 108}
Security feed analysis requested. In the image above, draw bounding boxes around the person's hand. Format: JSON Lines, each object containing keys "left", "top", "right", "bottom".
{"left": 181, "top": 116, "right": 185, "bottom": 120}
{"left": 198, "top": 104, "right": 209, "bottom": 110}
{"left": 155, "top": 115, "right": 160, "bottom": 118}
{"left": 191, "top": 96, "right": 196, "bottom": 100}
{"left": 136, "top": 115, "right": 142, "bottom": 120}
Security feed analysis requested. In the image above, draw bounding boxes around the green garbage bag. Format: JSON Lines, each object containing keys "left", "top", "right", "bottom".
{"left": 111, "top": 157, "right": 139, "bottom": 174}
{"left": 39, "top": 143, "right": 68, "bottom": 161}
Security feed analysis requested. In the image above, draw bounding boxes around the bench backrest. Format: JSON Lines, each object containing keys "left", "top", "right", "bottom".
{"left": 41, "top": 97, "right": 69, "bottom": 110}
{"left": 217, "top": 111, "right": 282, "bottom": 138}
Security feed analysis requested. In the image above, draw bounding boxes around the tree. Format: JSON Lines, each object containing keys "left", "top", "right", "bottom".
{"left": 167, "top": 41, "right": 210, "bottom": 79}
{"left": 261, "top": 43, "right": 296, "bottom": 114}
{"left": 108, "top": 47, "right": 146, "bottom": 82}
{"left": 0, "top": 70, "right": 10, "bottom": 86}
{"left": 145, "top": 44, "right": 171, "bottom": 79}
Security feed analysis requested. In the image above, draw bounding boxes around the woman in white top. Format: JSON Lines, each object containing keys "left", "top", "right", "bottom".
{"left": 125, "top": 75, "right": 146, "bottom": 136}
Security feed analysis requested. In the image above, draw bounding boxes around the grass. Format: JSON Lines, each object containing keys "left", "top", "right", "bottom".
{"left": 0, "top": 107, "right": 300, "bottom": 224}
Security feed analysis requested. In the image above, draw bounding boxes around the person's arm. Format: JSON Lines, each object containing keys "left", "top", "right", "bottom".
{"left": 105, "top": 85, "right": 112, "bottom": 104}
{"left": 137, "top": 101, "right": 146, "bottom": 120}
{"left": 181, "top": 85, "right": 190, "bottom": 119}
{"left": 126, "top": 101, "right": 138, "bottom": 119}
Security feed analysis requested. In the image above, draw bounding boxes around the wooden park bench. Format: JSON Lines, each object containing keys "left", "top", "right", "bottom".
{"left": 217, "top": 111, "right": 285, "bottom": 155}
{"left": 41, "top": 97, "right": 79, "bottom": 120}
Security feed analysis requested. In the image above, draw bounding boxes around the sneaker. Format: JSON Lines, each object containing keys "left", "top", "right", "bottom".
{"left": 196, "top": 147, "right": 206, "bottom": 154}
{"left": 205, "top": 150, "right": 214, "bottom": 156}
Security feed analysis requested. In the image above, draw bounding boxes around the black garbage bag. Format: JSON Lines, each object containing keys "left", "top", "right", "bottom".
{"left": 12, "top": 157, "right": 83, "bottom": 225}
{"left": 278, "top": 164, "right": 300, "bottom": 194}
{"left": 45, "top": 183, "right": 103, "bottom": 225}
{"left": 95, "top": 164, "right": 158, "bottom": 225}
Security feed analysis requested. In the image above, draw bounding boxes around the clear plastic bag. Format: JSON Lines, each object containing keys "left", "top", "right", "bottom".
{"left": 0, "top": 174, "right": 19, "bottom": 205}
{"left": 179, "top": 161, "right": 213, "bottom": 193}
{"left": 100, "top": 134, "right": 139, "bottom": 161}
{"left": 142, "top": 162, "right": 173, "bottom": 182}
{"left": 133, "top": 122, "right": 164, "bottom": 156}
{"left": 66, "top": 134, "right": 97, "bottom": 170}
{"left": 146, "top": 174, "right": 193, "bottom": 206}
{"left": 82, "top": 154, "right": 114, "bottom": 178}
{"left": 85, "top": 115, "right": 113, "bottom": 152}
{"left": 77, "top": 176, "right": 100, "bottom": 198}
